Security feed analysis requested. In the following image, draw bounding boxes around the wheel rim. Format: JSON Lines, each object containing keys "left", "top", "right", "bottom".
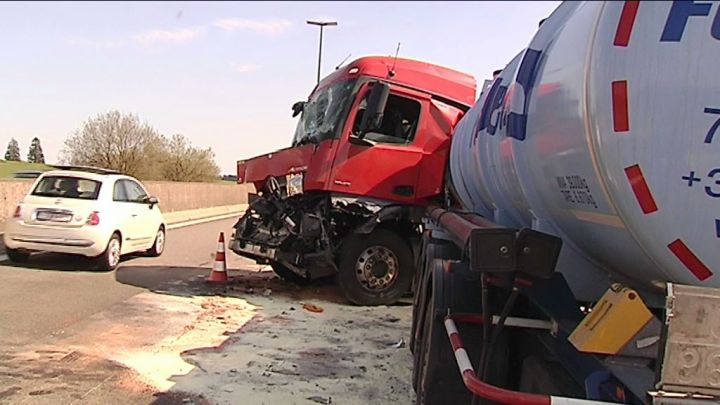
{"left": 108, "top": 238, "right": 120, "bottom": 267}
{"left": 155, "top": 230, "right": 165, "bottom": 253}
{"left": 355, "top": 245, "right": 399, "bottom": 292}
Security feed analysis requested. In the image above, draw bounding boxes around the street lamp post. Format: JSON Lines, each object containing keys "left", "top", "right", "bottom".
{"left": 306, "top": 20, "right": 337, "bottom": 84}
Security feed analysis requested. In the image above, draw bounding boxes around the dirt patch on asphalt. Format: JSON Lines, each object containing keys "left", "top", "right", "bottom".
{"left": 154, "top": 268, "right": 415, "bottom": 405}
{"left": 0, "top": 348, "right": 155, "bottom": 404}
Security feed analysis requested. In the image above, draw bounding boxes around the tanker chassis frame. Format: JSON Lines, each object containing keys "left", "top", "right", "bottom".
{"left": 411, "top": 206, "right": 720, "bottom": 405}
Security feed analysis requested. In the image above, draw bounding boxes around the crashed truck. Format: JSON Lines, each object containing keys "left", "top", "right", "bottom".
{"left": 230, "top": 56, "right": 476, "bottom": 305}
{"left": 411, "top": 1, "right": 720, "bottom": 404}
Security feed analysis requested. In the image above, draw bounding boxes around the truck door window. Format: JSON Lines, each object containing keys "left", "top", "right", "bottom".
{"left": 354, "top": 94, "right": 421, "bottom": 145}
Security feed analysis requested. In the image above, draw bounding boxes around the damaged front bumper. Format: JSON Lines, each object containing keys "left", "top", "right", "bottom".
{"left": 229, "top": 237, "right": 300, "bottom": 266}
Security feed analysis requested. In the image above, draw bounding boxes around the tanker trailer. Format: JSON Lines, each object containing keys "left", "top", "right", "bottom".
{"left": 412, "top": 1, "right": 720, "bottom": 404}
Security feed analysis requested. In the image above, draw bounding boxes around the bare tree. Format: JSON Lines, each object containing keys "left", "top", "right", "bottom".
{"left": 161, "top": 134, "right": 220, "bottom": 182}
{"left": 61, "top": 111, "right": 165, "bottom": 179}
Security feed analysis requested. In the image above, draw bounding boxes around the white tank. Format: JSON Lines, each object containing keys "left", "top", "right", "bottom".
{"left": 450, "top": 1, "right": 720, "bottom": 299}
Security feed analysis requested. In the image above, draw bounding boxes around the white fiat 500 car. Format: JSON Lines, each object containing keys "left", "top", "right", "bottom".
{"left": 3, "top": 167, "right": 166, "bottom": 270}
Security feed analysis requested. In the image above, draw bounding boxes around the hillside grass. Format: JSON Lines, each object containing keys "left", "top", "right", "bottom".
{"left": 0, "top": 160, "right": 53, "bottom": 179}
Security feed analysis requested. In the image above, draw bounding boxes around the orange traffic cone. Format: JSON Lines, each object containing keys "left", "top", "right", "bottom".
{"left": 208, "top": 232, "right": 228, "bottom": 283}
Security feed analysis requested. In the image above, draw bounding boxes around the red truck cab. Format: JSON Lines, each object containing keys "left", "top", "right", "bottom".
{"left": 232, "top": 56, "right": 475, "bottom": 305}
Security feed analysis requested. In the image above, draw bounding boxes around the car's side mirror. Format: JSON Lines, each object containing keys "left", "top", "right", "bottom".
{"left": 291, "top": 101, "right": 305, "bottom": 117}
{"left": 358, "top": 82, "right": 390, "bottom": 138}
{"left": 147, "top": 196, "right": 159, "bottom": 207}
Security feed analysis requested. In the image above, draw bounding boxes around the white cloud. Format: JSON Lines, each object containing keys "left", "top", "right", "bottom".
{"left": 231, "top": 62, "right": 262, "bottom": 73}
{"left": 213, "top": 18, "right": 292, "bottom": 35}
{"left": 133, "top": 27, "right": 204, "bottom": 46}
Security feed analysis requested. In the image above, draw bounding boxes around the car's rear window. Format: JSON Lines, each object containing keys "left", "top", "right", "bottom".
{"left": 31, "top": 176, "right": 102, "bottom": 200}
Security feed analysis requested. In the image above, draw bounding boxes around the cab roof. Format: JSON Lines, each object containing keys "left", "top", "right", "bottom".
{"left": 315, "top": 56, "right": 477, "bottom": 108}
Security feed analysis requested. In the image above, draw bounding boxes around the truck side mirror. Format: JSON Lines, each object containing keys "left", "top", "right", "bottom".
{"left": 291, "top": 101, "right": 305, "bottom": 117}
{"left": 358, "top": 82, "right": 390, "bottom": 138}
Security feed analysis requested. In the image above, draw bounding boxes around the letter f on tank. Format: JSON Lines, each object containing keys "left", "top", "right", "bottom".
{"left": 661, "top": 0, "right": 715, "bottom": 41}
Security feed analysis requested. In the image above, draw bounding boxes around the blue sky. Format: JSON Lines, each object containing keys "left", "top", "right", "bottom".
{"left": 0, "top": 1, "right": 559, "bottom": 174}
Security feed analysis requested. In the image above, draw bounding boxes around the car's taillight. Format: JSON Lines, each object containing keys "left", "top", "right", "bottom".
{"left": 86, "top": 211, "right": 100, "bottom": 226}
{"left": 12, "top": 205, "right": 21, "bottom": 218}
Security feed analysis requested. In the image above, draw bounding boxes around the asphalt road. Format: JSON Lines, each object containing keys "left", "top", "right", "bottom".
{"left": 0, "top": 217, "right": 257, "bottom": 404}
{"left": 0, "top": 217, "right": 244, "bottom": 348}
{"left": 0, "top": 215, "right": 419, "bottom": 405}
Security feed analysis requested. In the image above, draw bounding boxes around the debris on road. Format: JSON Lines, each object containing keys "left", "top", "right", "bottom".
{"left": 392, "top": 338, "right": 406, "bottom": 349}
{"left": 307, "top": 395, "right": 333, "bottom": 404}
{"left": 302, "top": 303, "right": 324, "bottom": 313}
{"left": 263, "top": 288, "right": 272, "bottom": 297}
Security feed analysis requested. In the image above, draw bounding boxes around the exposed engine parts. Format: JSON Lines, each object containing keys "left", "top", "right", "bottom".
{"left": 230, "top": 184, "right": 419, "bottom": 282}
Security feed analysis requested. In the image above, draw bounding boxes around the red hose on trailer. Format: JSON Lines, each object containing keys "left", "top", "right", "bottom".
{"left": 444, "top": 314, "right": 608, "bottom": 405}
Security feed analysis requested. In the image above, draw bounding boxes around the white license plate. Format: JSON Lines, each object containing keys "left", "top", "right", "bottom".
{"left": 286, "top": 173, "right": 304, "bottom": 196}
{"left": 36, "top": 211, "right": 72, "bottom": 222}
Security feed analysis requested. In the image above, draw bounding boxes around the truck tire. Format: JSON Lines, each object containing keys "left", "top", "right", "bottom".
{"left": 414, "top": 260, "right": 508, "bottom": 405}
{"left": 411, "top": 236, "right": 458, "bottom": 355}
{"left": 337, "top": 229, "right": 413, "bottom": 306}
{"left": 415, "top": 259, "right": 472, "bottom": 405}
{"left": 270, "top": 261, "right": 312, "bottom": 285}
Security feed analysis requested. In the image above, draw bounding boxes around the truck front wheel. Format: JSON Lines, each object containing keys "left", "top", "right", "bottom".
{"left": 337, "top": 229, "right": 413, "bottom": 306}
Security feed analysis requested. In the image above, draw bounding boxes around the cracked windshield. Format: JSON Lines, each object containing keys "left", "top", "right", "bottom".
{"left": 3, "top": 2, "right": 701, "bottom": 405}
{"left": 292, "top": 80, "right": 356, "bottom": 146}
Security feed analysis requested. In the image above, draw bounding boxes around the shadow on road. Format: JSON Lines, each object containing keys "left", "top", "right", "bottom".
{"left": 1, "top": 252, "right": 145, "bottom": 273}
{"left": 114, "top": 264, "right": 344, "bottom": 305}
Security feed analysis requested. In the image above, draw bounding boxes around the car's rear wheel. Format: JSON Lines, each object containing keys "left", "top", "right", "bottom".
{"left": 6, "top": 248, "right": 30, "bottom": 263}
{"left": 96, "top": 233, "right": 121, "bottom": 271}
{"left": 146, "top": 227, "right": 165, "bottom": 257}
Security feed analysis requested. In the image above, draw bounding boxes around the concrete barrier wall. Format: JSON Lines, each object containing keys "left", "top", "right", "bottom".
{"left": 143, "top": 181, "right": 250, "bottom": 212}
{"left": 0, "top": 179, "right": 251, "bottom": 222}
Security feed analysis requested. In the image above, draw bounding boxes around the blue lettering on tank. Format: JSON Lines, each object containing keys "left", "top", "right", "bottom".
{"left": 507, "top": 49, "right": 542, "bottom": 141}
{"left": 704, "top": 107, "right": 720, "bottom": 143}
{"left": 661, "top": 0, "right": 713, "bottom": 42}
{"left": 486, "top": 86, "right": 508, "bottom": 136}
{"left": 478, "top": 78, "right": 502, "bottom": 132}
{"left": 478, "top": 78, "right": 507, "bottom": 137}
{"left": 705, "top": 168, "right": 720, "bottom": 198}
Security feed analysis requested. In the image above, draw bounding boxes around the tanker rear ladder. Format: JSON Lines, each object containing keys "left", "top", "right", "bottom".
{"left": 412, "top": 206, "right": 720, "bottom": 405}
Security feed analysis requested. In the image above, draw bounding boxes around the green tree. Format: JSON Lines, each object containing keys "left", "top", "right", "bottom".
{"left": 60, "top": 111, "right": 166, "bottom": 179}
{"left": 160, "top": 134, "right": 220, "bottom": 182}
{"left": 4, "top": 138, "right": 21, "bottom": 161}
{"left": 27, "top": 137, "right": 45, "bottom": 163}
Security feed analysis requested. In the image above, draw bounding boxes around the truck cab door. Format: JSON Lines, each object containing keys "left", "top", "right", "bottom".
{"left": 328, "top": 83, "right": 430, "bottom": 204}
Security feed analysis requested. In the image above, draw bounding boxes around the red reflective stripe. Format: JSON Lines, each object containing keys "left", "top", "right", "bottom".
{"left": 449, "top": 332, "right": 463, "bottom": 351}
{"left": 612, "top": 81, "right": 630, "bottom": 132}
{"left": 462, "top": 370, "right": 551, "bottom": 405}
{"left": 218, "top": 232, "right": 225, "bottom": 243}
{"left": 668, "top": 239, "right": 714, "bottom": 281}
{"left": 448, "top": 313, "right": 486, "bottom": 325}
{"left": 624, "top": 164, "right": 658, "bottom": 214}
{"left": 614, "top": 0, "right": 640, "bottom": 47}
{"left": 215, "top": 252, "right": 226, "bottom": 260}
